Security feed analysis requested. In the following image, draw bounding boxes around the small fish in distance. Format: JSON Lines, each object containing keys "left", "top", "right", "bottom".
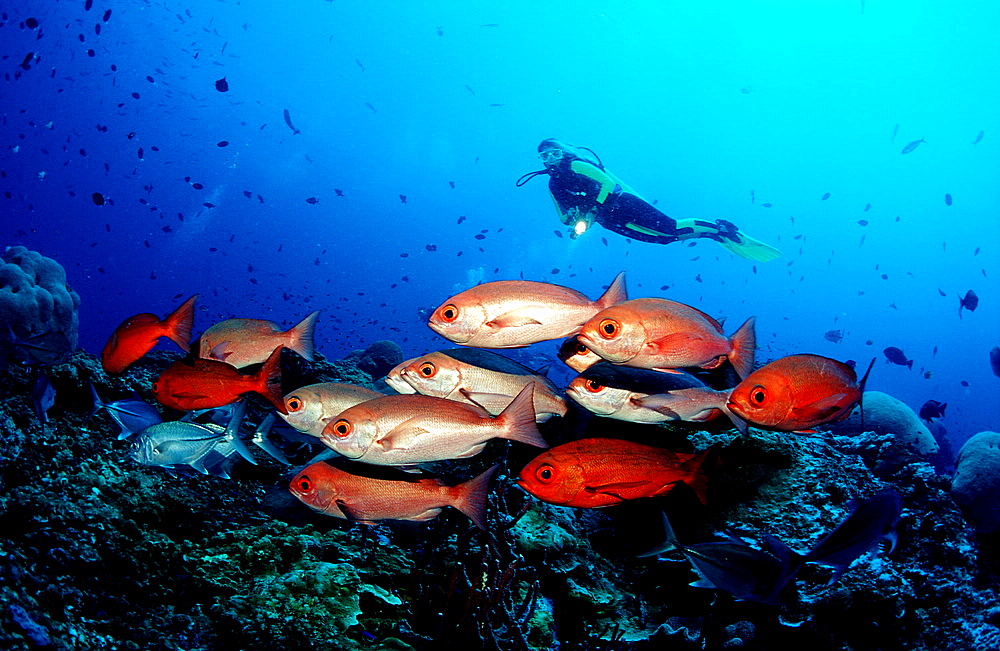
{"left": 883, "top": 346, "right": 913, "bottom": 369}
{"left": 305, "top": 197, "right": 319, "bottom": 205}
{"left": 215, "top": 77, "right": 228, "bottom": 92}
{"left": 283, "top": 109, "right": 300, "bottom": 135}
{"left": 958, "top": 290, "right": 978, "bottom": 319}
{"left": 824, "top": 329, "right": 844, "bottom": 343}
{"left": 900, "top": 138, "right": 925, "bottom": 154}
{"left": 918, "top": 399, "right": 946, "bottom": 422}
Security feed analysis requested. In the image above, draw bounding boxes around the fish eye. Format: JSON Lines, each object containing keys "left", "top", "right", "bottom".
{"left": 599, "top": 319, "right": 620, "bottom": 339}
{"left": 287, "top": 396, "right": 302, "bottom": 411}
{"left": 535, "top": 464, "right": 556, "bottom": 483}
{"left": 330, "top": 419, "right": 352, "bottom": 438}
{"left": 419, "top": 362, "right": 436, "bottom": 377}
{"left": 575, "top": 343, "right": 589, "bottom": 355}
{"left": 151, "top": 382, "right": 158, "bottom": 392}
{"left": 750, "top": 386, "right": 768, "bottom": 405}
{"left": 585, "top": 380, "right": 604, "bottom": 393}
{"left": 438, "top": 304, "right": 459, "bottom": 323}
{"left": 296, "top": 476, "right": 312, "bottom": 492}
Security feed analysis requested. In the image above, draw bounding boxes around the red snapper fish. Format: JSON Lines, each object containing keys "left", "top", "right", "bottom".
{"left": 518, "top": 438, "right": 713, "bottom": 508}
{"left": 427, "top": 272, "right": 627, "bottom": 348}
{"left": 198, "top": 311, "right": 318, "bottom": 368}
{"left": 320, "top": 385, "right": 547, "bottom": 466}
{"left": 152, "top": 345, "right": 287, "bottom": 413}
{"left": 101, "top": 295, "right": 197, "bottom": 374}
{"left": 577, "top": 298, "right": 756, "bottom": 379}
{"left": 727, "top": 354, "right": 875, "bottom": 432}
{"left": 290, "top": 462, "right": 498, "bottom": 529}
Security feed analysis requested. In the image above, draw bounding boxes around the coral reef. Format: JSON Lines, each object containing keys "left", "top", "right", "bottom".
{"left": 0, "top": 350, "right": 997, "bottom": 650}
{"left": 828, "top": 391, "right": 938, "bottom": 473}
{"left": 346, "top": 340, "right": 404, "bottom": 381}
{"left": 0, "top": 246, "right": 80, "bottom": 363}
{"left": 950, "top": 431, "right": 1000, "bottom": 536}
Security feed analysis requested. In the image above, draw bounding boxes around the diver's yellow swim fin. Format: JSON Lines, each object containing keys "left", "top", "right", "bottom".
{"left": 717, "top": 231, "right": 782, "bottom": 262}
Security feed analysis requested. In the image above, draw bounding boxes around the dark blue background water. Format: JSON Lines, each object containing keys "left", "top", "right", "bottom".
{"left": 2, "top": 0, "right": 997, "bottom": 448}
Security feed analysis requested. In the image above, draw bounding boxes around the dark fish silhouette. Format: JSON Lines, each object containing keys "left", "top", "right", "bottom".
{"left": 858, "top": 220, "right": 868, "bottom": 226}
{"left": 334, "top": 188, "right": 344, "bottom": 197}
{"left": 900, "top": 138, "right": 925, "bottom": 154}
{"left": 972, "top": 130, "right": 984, "bottom": 146}
{"left": 824, "top": 329, "right": 844, "bottom": 343}
{"left": 217, "top": 140, "right": 229, "bottom": 147}
{"left": 891, "top": 123, "right": 899, "bottom": 143}
{"left": 305, "top": 197, "right": 319, "bottom": 205}
{"left": 283, "top": 109, "right": 300, "bottom": 135}
{"left": 918, "top": 399, "right": 947, "bottom": 421}
{"left": 990, "top": 347, "right": 1000, "bottom": 378}
{"left": 399, "top": 194, "right": 407, "bottom": 204}
{"left": 92, "top": 192, "right": 105, "bottom": 205}
{"left": 802, "top": 491, "right": 902, "bottom": 583}
{"left": 864, "top": 203, "right": 871, "bottom": 211}
{"left": 945, "top": 193, "right": 952, "bottom": 206}
{"left": 215, "top": 77, "right": 229, "bottom": 92}
{"left": 761, "top": 203, "right": 772, "bottom": 208}
{"left": 243, "top": 190, "right": 252, "bottom": 198}
{"left": 883, "top": 346, "right": 913, "bottom": 369}
{"left": 821, "top": 192, "right": 830, "bottom": 200}
{"left": 958, "top": 290, "right": 978, "bottom": 318}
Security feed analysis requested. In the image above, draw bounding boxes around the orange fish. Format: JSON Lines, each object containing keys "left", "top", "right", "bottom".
{"left": 290, "top": 462, "right": 497, "bottom": 529}
{"left": 427, "top": 272, "right": 627, "bottom": 348}
{"left": 577, "top": 298, "right": 756, "bottom": 379}
{"left": 198, "top": 311, "right": 318, "bottom": 368}
{"left": 152, "top": 345, "right": 287, "bottom": 413}
{"left": 320, "top": 385, "right": 547, "bottom": 465}
{"left": 518, "top": 438, "right": 712, "bottom": 508}
{"left": 727, "top": 354, "right": 875, "bottom": 432}
{"left": 101, "top": 295, "right": 198, "bottom": 374}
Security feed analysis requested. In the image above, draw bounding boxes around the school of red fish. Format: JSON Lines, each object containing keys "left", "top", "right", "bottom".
{"left": 101, "top": 271, "right": 872, "bottom": 528}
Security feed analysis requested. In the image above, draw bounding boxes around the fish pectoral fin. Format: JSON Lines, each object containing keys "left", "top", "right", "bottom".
{"left": 459, "top": 388, "right": 513, "bottom": 415}
{"left": 208, "top": 340, "right": 233, "bottom": 360}
{"left": 335, "top": 499, "right": 375, "bottom": 525}
{"left": 485, "top": 306, "right": 551, "bottom": 329}
{"left": 377, "top": 425, "right": 432, "bottom": 451}
{"left": 631, "top": 395, "right": 682, "bottom": 418}
{"left": 585, "top": 480, "right": 652, "bottom": 502}
{"left": 790, "top": 393, "right": 849, "bottom": 421}
{"left": 645, "top": 332, "right": 706, "bottom": 356}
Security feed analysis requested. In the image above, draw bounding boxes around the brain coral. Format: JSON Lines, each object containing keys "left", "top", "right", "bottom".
{"left": 0, "top": 246, "right": 80, "bottom": 361}
{"left": 951, "top": 431, "right": 1000, "bottom": 535}
{"left": 829, "top": 391, "right": 938, "bottom": 472}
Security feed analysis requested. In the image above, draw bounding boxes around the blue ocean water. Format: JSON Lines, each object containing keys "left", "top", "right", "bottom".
{"left": 2, "top": 0, "right": 997, "bottom": 452}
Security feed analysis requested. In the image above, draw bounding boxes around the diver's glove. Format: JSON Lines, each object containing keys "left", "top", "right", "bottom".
{"left": 714, "top": 219, "right": 742, "bottom": 243}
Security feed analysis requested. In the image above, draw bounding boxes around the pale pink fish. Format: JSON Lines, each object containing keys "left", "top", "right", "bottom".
{"left": 385, "top": 350, "right": 566, "bottom": 422}
{"left": 427, "top": 272, "right": 627, "bottom": 348}
{"left": 320, "top": 385, "right": 547, "bottom": 465}
{"left": 290, "top": 462, "right": 497, "bottom": 529}
{"left": 577, "top": 298, "right": 756, "bottom": 379}
{"left": 198, "top": 311, "right": 319, "bottom": 368}
{"left": 280, "top": 382, "right": 384, "bottom": 437}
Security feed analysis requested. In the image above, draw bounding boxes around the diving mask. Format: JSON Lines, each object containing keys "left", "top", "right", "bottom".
{"left": 539, "top": 148, "right": 564, "bottom": 166}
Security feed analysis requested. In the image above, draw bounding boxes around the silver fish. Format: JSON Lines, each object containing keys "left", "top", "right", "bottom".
{"left": 89, "top": 382, "right": 162, "bottom": 439}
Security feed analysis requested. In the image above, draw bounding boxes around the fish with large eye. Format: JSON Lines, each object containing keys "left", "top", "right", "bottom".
{"left": 279, "top": 382, "right": 383, "bottom": 437}
{"left": 558, "top": 336, "right": 604, "bottom": 372}
{"left": 427, "top": 272, "right": 627, "bottom": 348}
{"left": 517, "top": 438, "right": 714, "bottom": 508}
{"left": 319, "top": 385, "right": 548, "bottom": 466}
{"left": 290, "top": 461, "right": 498, "bottom": 529}
{"left": 384, "top": 349, "right": 567, "bottom": 422}
{"left": 577, "top": 298, "right": 756, "bottom": 380}
{"left": 726, "top": 354, "right": 876, "bottom": 432}
{"left": 566, "top": 363, "right": 728, "bottom": 425}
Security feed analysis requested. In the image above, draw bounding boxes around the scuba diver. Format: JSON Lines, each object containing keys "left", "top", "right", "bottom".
{"left": 516, "top": 138, "right": 781, "bottom": 262}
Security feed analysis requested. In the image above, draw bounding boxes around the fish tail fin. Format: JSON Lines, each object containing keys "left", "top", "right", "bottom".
{"left": 596, "top": 271, "right": 628, "bottom": 308}
{"left": 163, "top": 294, "right": 198, "bottom": 352}
{"left": 451, "top": 464, "right": 499, "bottom": 530}
{"left": 223, "top": 400, "right": 256, "bottom": 464}
{"left": 719, "top": 396, "right": 749, "bottom": 434}
{"left": 287, "top": 311, "right": 319, "bottom": 361}
{"left": 681, "top": 446, "right": 717, "bottom": 506}
{"left": 907, "top": 359, "right": 913, "bottom": 370}
{"left": 637, "top": 512, "right": 681, "bottom": 557}
{"left": 254, "top": 346, "right": 287, "bottom": 414}
{"left": 252, "top": 413, "right": 289, "bottom": 464}
{"left": 496, "top": 385, "right": 548, "bottom": 448}
{"left": 728, "top": 316, "right": 757, "bottom": 380}
{"left": 88, "top": 381, "right": 104, "bottom": 418}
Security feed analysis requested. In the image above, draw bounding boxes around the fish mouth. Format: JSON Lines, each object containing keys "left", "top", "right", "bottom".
{"left": 384, "top": 374, "right": 417, "bottom": 395}
{"left": 427, "top": 320, "right": 472, "bottom": 344}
